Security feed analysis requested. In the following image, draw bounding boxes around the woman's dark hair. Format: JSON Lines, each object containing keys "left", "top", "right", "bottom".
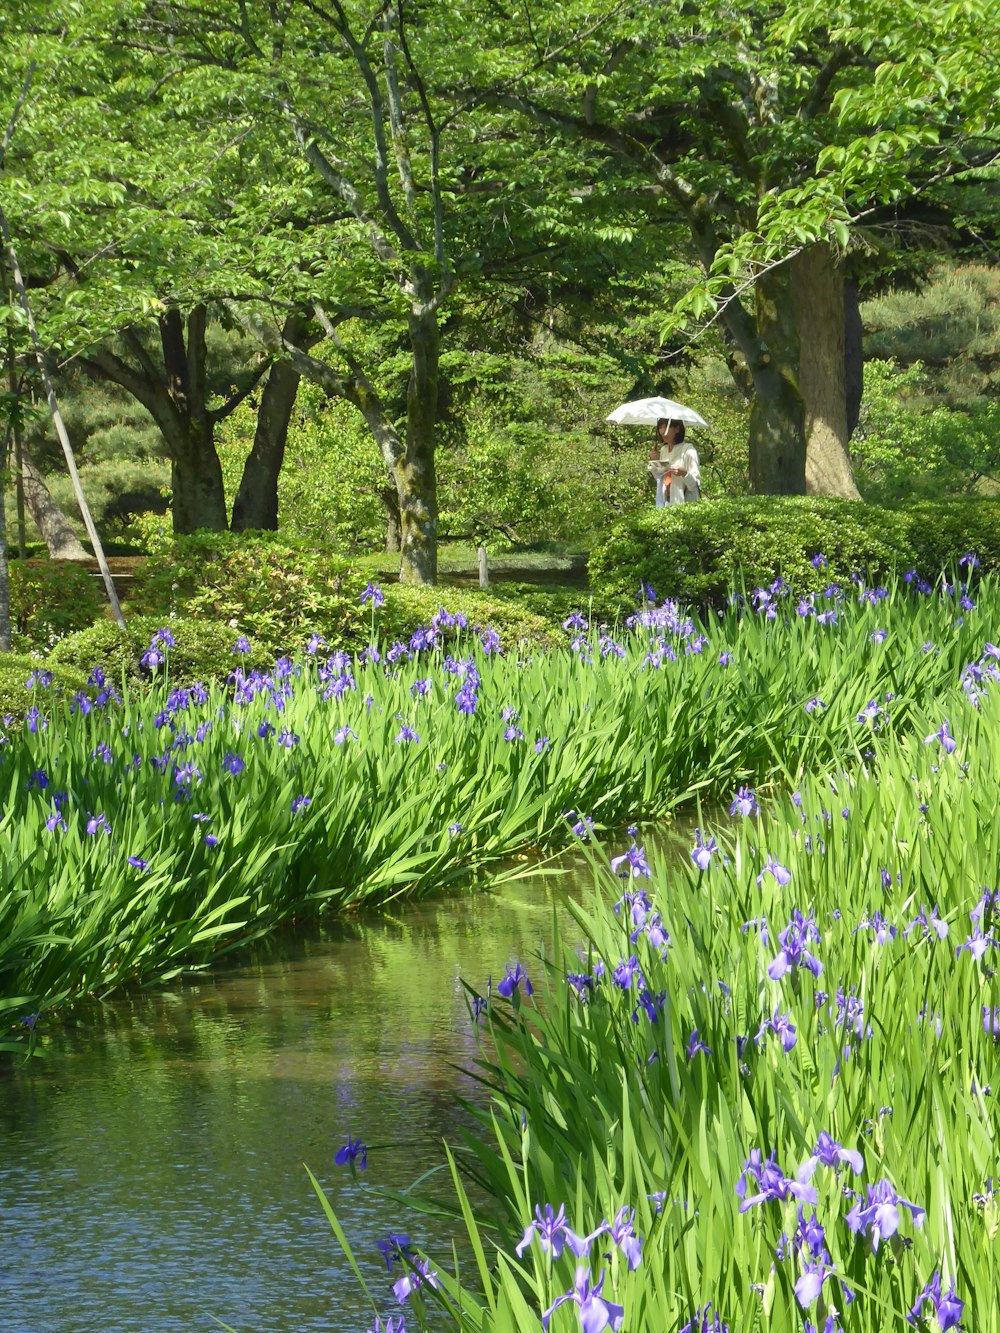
{"left": 656, "top": 417, "right": 686, "bottom": 444}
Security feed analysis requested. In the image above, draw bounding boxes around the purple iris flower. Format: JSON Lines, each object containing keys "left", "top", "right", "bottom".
{"left": 957, "top": 927, "right": 996, "bottom": 961}
{"left": 333, "top": 726, "right": 357, "bottom": 744}
{"left": 393, "top": 1256, "right": 438, "bottom": 1304}
{"left": 718, "top": 651, "right": 732, "bottom": 667}
{"left": 595, "top": 1206, "right": 643, "bottom": 1271}
{"left": 756, "top": 856, "right": 792, "bottom": 887}
{"left": 563, "top": 612, "right": 588, "bottom": 631}
{"left": 845, "top": 1179, "right": 924, "bottom": 1249}
{"left": 853, "top": 912, "right": 897, "bottom": 945}
{"left": 376, "top": 1233, "right": 413, "bottom": 1271}
{"left": 610, "top": 844, "right": 651, "bottom": 879}
{"left": 541, "top": 1265, "right": 624, "bottom": 1333}
{"left": 904, "top": 905, "right": 949, "bottom": 941}
{"left": 680, "top": 1307, "right": 729, "bottom": 1333}
{"left": 691, "top": 828, "right": 718, "bottom": 871}
{"left": 515, "top": 1203, "right": 590, "bottom": 1260}
{"left": 798, "top": 1132, "right": 864, "bottom": 1182}
{"left": 632, "top": 989, "right": 666, "bottom": 1025}
{"left": 222, "top": 751, "right": 245, "bottom": 776}
{"left": 360, "top": 581, "right": 385, "bottom": 608}
{"left": 907, "top": 1271, "right": 963, "bottom": 1330}
{"left": 794, "top": 1255, "right": 834, "bottom": 1308}
{"left": 395, "top": 725, "right": 420, "bottom": 744}
{"left": 924, "top": 720, "right": 957, "bottom": 753}
{"left": 367, "top": 1316, "right": 406, "bottom": 1333}
{"left": 334, "top": 1137, "right": 367, "bottom": 1170}
{"left": 497, "top": 963, "right": 533, "bottom": 999}
{"left": 729, "top": 786, "right": 759, "bottom": 817}
{"left": 687, "top": 1029, "right": 713, "bottom": 1059}
{"left": 736, "top": 1149, "right": 817, "bottom": 1212}
{"left": 767, "top": 910, "right": 823, "bottom": 980}
{"left": 756, "top": 1008, "right": 797, "bottom": 1052}
{"left": 795, "top": 1206, "right": 826, "bottom": 1255}
{"left": 612, "top": 955, "right": 644, "bottom": 989}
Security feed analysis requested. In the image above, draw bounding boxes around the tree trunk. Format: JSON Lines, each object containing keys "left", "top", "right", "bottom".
{"left": 166, "top": 418, "right": 228, "bottom": 533}
{"left": 844, "top": 277, "right": 863, "bottom": 438}
{"left": 231, "top": 314, "right": 311, "bottom": 532}
{"left": 16, "top": 448, "right": 89, "bottom": 559}
{"left": 0, "top": 456, "right": 10, "bottom": 650}
{"left": 747, "top": 263, "right": 807, "bottom": 494}
{"left": 739, "top": 246, "right": 861, "bottom": 498}
{"left": 793, "top": 246, "right": 861, "bottom": 499}
{"left": 381, "top": 476, "right": 401, "bottom": 552}
{"left": 398, "top": 305, "right": 439, "bottom": 584}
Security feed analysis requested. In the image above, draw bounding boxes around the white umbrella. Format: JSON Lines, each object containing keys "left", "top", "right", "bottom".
{"left": 606, "top": 395, "right": 709, "bottom": 429}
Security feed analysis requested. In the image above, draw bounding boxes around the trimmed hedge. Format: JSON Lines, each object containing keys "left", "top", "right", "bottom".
{"left": 10, "top": 560, "right": 106, "bottom": 651}
{"left": 46, "top": 592, "right": 567, "bottom": 690}
{"left": 588, "top": 496, "right": 1000, "bottom": 607}
{"left": 0, "top": 654, "right": 89, "bottom": 718}
{"left": 125, "top": 531, "right": 368, "bottom": 653}
{"left": 375, "top": 585, "right": 562, "bottom": 650}
{"left": 47, "top": 615, "right": 274, "bottom": 687}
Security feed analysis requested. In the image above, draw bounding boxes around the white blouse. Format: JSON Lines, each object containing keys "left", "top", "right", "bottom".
{"left": 649, "top": 443, "right": 701, "bottom": 502}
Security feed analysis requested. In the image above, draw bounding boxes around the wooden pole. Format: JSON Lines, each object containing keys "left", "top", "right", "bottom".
{"left": 7, "top": 337, "right": 26, "bottom": 559}
{"left": 0, "top": 214, "right": 126, "bottom": 629}
{"left": 478, "top": 544, "right": 489, "bottom": 588}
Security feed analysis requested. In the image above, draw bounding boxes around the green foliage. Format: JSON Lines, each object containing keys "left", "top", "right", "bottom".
{"left": 8, "top": 559, "right": 106, "bottom": 650}
{"left": 125, "top": 531, "right": 368, "bottom": 653}
{"left": 0, "top": 654, "right": 87, "bottom": 717}
{"left": 47, "top": 614, "right": 270, "bottom": 686}
{"left": 217, "top": 390, "right": 386, "bottom": 552}
{"left": 42, "top": 459, "right": 171, "bottom": 538}
{"left": 589, "top": 497, "right": 923, "bottom": 606}
{"left": 852, "top": 359, "right": 1000, "bottom": 502}
{"left": 863, "top": 263, "right": 1000, "bottom": 404}
{"left": 375, "top": 585, "right": 561, "bottom": 650}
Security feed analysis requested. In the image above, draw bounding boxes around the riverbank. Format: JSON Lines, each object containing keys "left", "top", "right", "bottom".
{"left": 2, "top": 571, "right": 990, "bottom": 1055}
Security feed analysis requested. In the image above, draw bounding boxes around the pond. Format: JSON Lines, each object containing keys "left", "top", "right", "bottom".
{"left": 0, "top": 850, "right": 620, "bottom": 1333}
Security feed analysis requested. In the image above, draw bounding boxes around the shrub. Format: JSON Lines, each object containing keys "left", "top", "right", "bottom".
{"left": 47, "top": 615, "right": 273, "bottom": 687}
{"left": 902, "top": 498, "right": 1000, "bottom": 573}
{"left": 125, "top": 531, "right": 368, "bottom": 654}
{"left": 0, "top": 654, "right": 89, "bottom": 718}
{"left": 374, "top": 585, "right": 561, "bottom": 650}
{"left": 589, "top": 497, "right": 929, "bottom": 607}
{"left": 9, "top": 560, "right": 106, "bottom": 651}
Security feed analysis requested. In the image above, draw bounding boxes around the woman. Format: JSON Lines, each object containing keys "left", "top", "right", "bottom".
{"left": 648, "top": 417, "right": 701, "bottom": 506}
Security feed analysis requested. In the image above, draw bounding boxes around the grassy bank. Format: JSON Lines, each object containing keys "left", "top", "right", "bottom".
{"left": 1, "top": 572, "right": 992, "bottom": 1056}
{"left": 322, "top": 617, "right": 1000, "bottom": 1331}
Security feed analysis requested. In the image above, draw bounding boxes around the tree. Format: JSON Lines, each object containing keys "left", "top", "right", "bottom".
{"left": 464, "top": 0, "right": 1000, "bottom": 496}
{"left": 103, "top": 0, "right": 641, "bottom": 578}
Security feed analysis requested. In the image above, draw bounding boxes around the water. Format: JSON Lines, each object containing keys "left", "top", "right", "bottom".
{"left": 0, "top": 856, "right": 598, "bottom": 1333}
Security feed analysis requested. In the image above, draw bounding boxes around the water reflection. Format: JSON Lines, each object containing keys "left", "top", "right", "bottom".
{"left": 0, "top": 855, "right": 601, "bottom": 1333}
